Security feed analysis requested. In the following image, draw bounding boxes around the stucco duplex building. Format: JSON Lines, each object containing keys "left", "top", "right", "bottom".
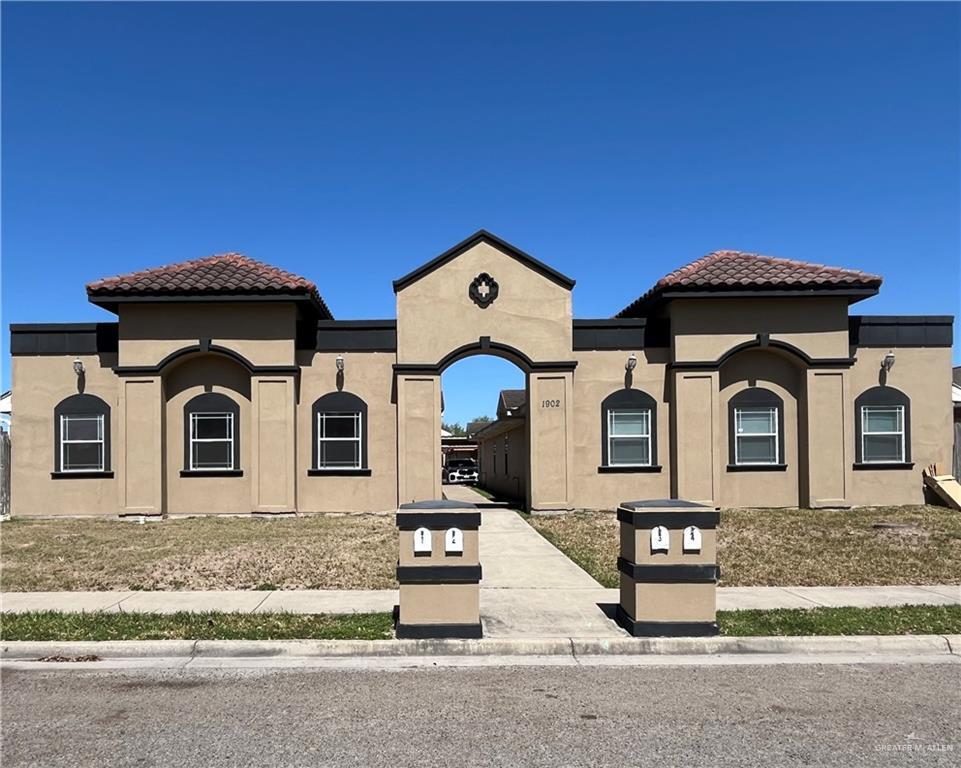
{"left": 8, "top": 230, "right": 954, "bottom": 516}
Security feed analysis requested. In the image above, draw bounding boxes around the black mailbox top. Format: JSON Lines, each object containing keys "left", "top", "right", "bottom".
{"left": 619, "top": 499, "right": 712, "bottom": 510}
{"left": 399, "top": 499, "right": 477, "bottom": 510}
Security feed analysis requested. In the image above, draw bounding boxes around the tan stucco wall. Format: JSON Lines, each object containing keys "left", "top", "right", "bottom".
{"left": 571, "top": 350, "right": 672, "bottom": 510}
{"left": 297, "top": 352, "right": 398, "bottom": 513}
{"left": 669, "top": 297, "right": 851, "bottom": 362}
{"left": 395, "top": 240, "right": 572, "bottom": 364}
{"left": 117, "top": 303, "right": 297, "bottom": 368}
{"left": 717, "top": 349, "right": 802, "bottom": 508}
{"left": 476, "top": 422, "right": 527, "bottom": 502}
{"left": 163, "top": 355, "right": 251, "bottom": 515}
{"left": 10, "top": 354, "right": 121, "bottom": 516}
{"left": 847, "top": 346, "right": 954, "bottom": 506}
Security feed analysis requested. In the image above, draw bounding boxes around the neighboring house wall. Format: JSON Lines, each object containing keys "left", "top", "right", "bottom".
{"left": 476, "top": 422, "right": 526, "bottom": 502}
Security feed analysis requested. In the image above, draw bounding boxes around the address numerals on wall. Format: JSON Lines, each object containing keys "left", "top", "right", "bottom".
{"left": 541, "top": 399, "right": 561, "bottom": 409}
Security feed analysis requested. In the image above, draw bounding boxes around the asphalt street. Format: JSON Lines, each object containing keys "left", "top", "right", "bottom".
{"left": 2, "top": 662, "right": 958, "bottom": 767}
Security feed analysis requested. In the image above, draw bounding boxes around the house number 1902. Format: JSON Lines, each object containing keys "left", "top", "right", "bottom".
{"left": 541, "top": 399, "right": 561, "bottom": 408}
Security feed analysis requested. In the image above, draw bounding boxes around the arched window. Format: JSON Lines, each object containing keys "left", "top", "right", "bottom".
{"left": 53, "top": 394, "right": 112, "bottom": 476}
{"left": 182, "top": 392, "right": 240, "bottom": 475}
{"left": 728, "top": 387, "right": 785, "bottom": 468}
{"left": 599, "top": 389, "right": 659, "bottom": 472}
{"left": 855, "top": 386, "right": 911, "bottom": 466}
{"left": 309, "top": 391, "right": 370, "bottom": 476}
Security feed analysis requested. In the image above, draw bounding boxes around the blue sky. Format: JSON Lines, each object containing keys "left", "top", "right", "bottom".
{"left": 2, "top": 2, "right": 958, "bottom": 425}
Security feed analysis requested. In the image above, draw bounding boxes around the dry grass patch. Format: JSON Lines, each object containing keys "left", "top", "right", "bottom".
{"left": 1, "top": 514, "right": 397, "bottom": 592}
{"left": 527, "top": 505, "right": 961, "bottom": 588}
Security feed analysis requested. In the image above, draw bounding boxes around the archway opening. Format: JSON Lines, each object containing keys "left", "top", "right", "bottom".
{"left": 440, "top": 354, "right": 528, "bottom": 507}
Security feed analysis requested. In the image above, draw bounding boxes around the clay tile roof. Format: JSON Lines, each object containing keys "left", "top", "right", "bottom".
{"left": 616, "top": 250, "right": 882, "bottom": 317}
{"left": 86, "top": 253, "right": 332, "bottom": 318}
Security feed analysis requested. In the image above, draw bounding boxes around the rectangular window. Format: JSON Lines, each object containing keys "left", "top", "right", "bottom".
{"left": 189, "top": 412, "right": 234, "bottom": 470}
{"left": 61, "top": 414, "right": 105, "bottom": 471}
{"left": 317, "top": 412, "right": 361, "bottom": 469}
{"left": 503, "top": 435, "right": 509, "bottom": 475}
{"left": 608, "top": 409, "right": 651, "bottom": 466}
{"left": 862, "top": 405, "right": 904, "bottom": 463}
{"left": 734, "top": 407, "right": 778, "bottom": 465}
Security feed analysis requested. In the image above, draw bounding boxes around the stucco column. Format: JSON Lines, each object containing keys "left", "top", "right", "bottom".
{"left": 527, "top": 372, "right": 574, "bottom": 512}
{"left": 671, "top": 370, "right": 720, "bottom": 505}
{"left": 396, "top": 374, "right": 442, "bottom": 504}
{"left": 803, "top": 369, "right": 850, "bottom": 507}
{"left": 250, "top": 375, "right": 297, "bottom": 513}
{"left": 118, "top": 376, "right": 164, "bottom": 515}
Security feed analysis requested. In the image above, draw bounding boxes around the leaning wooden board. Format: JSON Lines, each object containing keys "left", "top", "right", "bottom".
{"left": 924, "top": 465, "right": 961, "bottom": 511}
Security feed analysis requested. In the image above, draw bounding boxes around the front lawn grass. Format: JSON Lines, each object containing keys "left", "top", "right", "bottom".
{"left": 527, "top": 505, "right": 961, "bottom": 587}
{"left": 718, "top": 605, "right": 961, "bottom": 636}
{"left": 0, "top": 611, "right": 394, "bottom": 641}
{"left": 0, "top": 514, "right": 397, "bottom": 592}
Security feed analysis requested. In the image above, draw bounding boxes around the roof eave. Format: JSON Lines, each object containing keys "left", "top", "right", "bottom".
{"left": 393, "top": 229, "right": 576, "bottom": 293}
{"left": 615, "top": 285, "right": 881, "bottom": 318}
{"left": 86, "top": 291, "right": 334, "bottom": 319}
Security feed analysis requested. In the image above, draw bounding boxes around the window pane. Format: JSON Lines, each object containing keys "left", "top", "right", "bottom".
{"left": 320, "top": 413, "right": 360, "bottom": 439}
{"left": 863, "top": 434, "right": 903, "bottom": 463}
{"left": 737, "top": 435, "right": 777, "bottom": 463}
{"left": 319, "top": 439, "right": 359, "bottom": 468}
{"left": 737, "top": 408, "right": 775, "bottom": 434}
{"left": 64, "top": 416, "right": 101, "bottom": 442}
{"left": 864, "top": 407, "right": 902, "bottom": 434}
{"left": 610, "top": 410, "right": 649, "bottom": 437}
{"left": 193, "top": 414, "right": 231, "bottom": 440}
{"left": 610, "top": 437, "right": 650, "bottom": 466}
{"left": 64, "top": 442, "right": 103, "bottom": 471}
{"left": 192, "top": 441, "right": 232, "bottom": 469}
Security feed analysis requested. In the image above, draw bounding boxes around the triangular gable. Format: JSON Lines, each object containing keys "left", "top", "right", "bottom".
{"left": 392, "top": 230, "right": 575, "bottom": 293}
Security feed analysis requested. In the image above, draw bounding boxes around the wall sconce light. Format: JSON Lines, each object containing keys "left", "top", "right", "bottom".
{"left": 335, "top": 354, "right": 345, "bottom": 373}
{"left": 881, "top": 350, "right": 895, "bottom": 373}
{"left": 625, "top": 353, "right": 637, "bottom": 372}
{"left": 72, "top": 358, "right": 85, "bottom": 375}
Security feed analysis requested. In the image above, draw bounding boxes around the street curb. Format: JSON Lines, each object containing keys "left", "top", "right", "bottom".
{"left": 1, "top": 634, "right": 956, "bottom": 660}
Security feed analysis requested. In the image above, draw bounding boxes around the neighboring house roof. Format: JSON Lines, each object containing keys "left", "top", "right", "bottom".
{"left": 86, "top": 253, "right": 332, "bottom": 318}
{"left": 498, "top": 389, "right": 527, "bottom": 418}
{"left": 0, "top": 390, "right": 10, "bottom": 414}
{"left": 617, "top": 250, "right": 883, "bottom": 317}
{"left": 466, "top": 420, "right": 491, "bottom": 437}
{"left": 953, "top": 366, "right": 961, "bottom": 388}
{"left": 392, "top": 230, "right": 576, "bottom": 293}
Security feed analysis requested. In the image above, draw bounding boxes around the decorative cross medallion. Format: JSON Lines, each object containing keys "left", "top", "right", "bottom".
{"left": 469, "top": 272, "right": 499, "bottom": 308}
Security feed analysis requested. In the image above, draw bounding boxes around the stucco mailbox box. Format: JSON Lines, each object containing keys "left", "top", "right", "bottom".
{"left": 395, "top": 500, "right": 482, "bottom": 639}
{"left": 615, "top": 499, "right": 720, "bottom": 637}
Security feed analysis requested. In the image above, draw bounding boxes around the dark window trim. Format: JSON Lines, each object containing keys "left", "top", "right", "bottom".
{"left": 597, "top": 465, "right": 662, "bottom": 474}
{"left": 728, "top": 387, "right": 785, "bottom": 467}
{"left": 51, "top": 470, "right": 114, "bottom": 479}
{"left": 53, "top": 393, "right": 112, "bottom": 473}
{"left": 312, "top": 391, "right": 368, "bottom": 471}
{"left": 852, "top": 462, "right": 915, "bottom": 471}
{"left": 307, "top": 468, "right": 372, "bottom": 477}
{"left": 600, "top": 388, "right": 658, "bottom": 468}
{"left": 183, "top": 392, "right": 240, "bottom": 472}
{"left": 854, "top": 386, "right": 911, "bottom": 464}
{"left": 726, "top": 463, "right": 788, "bottom": 472}
{"left": 180, "top": 469, "right": 244, "bottom": 478}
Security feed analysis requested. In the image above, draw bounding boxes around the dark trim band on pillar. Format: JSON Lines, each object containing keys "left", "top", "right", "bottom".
{"left": 396, "top": 512, "right": 482, "bottom": 530}
{"left": 616, "top": 559, "right": 719, "bottom": 583}
{"left": 395, "top": 622, "right": 484, "bottom": 640}
{"left": 615, "top": 606, "right": 719, "bottom": 638}
{"left": 615, "top": 508, "right": 720, "bottom": 529}
{"left": 396, "top": 564, "right": 483, "bottom": 584}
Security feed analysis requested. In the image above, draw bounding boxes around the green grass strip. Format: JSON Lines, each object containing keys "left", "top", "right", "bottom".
{"left": 0, "top": 611, "right": 394, "bottom": 641}
{"left": 718, "top": 605, "right": 961, "bottom": 636}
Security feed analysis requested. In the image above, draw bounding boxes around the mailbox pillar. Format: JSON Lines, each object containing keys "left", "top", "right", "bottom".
{"left": 616, "top": 499, "right": 720, "bottom": 637}
{"left": 395, "top": 500, "right": 482, "bottom": 639}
